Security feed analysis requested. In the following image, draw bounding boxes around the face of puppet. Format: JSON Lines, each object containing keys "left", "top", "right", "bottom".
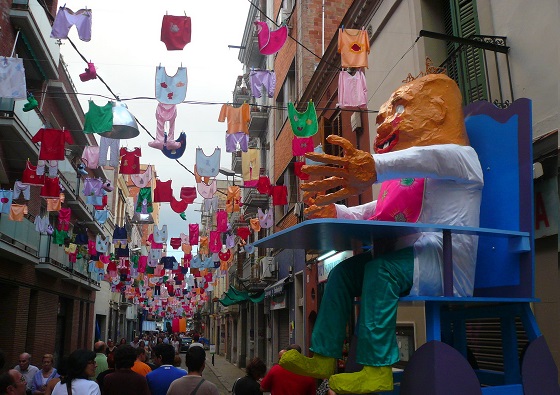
{"left": 374, "top": 74, "right": 469, "bottom": 154}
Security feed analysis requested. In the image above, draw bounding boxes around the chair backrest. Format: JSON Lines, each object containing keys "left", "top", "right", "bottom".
{"left": 464, "top": 99, "right": 534, "bottom": 298}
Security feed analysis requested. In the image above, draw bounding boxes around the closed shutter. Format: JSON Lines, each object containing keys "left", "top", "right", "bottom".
{"left": 442, "top": 0, "right": 487, "bottom": 104}
{"left": 278, "top": 308, "right": 290, "bottom": 349}
{"left": 465, "top": 317, "right": 529, "bottom": 371}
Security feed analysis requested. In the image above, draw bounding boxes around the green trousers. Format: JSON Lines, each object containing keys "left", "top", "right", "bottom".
{"left": 311, "top": 248, "right": 414, "bottom": 366}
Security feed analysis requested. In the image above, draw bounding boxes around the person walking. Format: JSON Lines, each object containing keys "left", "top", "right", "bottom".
{"left": 51, "top": 349, "right": 100, "bottom": 395}
{"left": 146, "top": 344, "right": 186, "bottom": 395}
{"left": 232, "top": 357, "right": 266, "bottom": 395}
{"left": 102, "top": 346, "right": 149, "bottom": 395}
{"left": 167, "top": 347, "right": 219, "bottom": 395}
{"left": 30, "top": 355, "right": 59, "bottom": 395}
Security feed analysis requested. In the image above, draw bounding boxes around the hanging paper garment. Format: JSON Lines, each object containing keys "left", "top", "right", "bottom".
{"left": 170, "top": 238, "right": 181, "bottom": 250}
{"left": 225, "top": 132, "right": 249, "bottom": 153}
{"left": 179, "top": 187, "right": 197, "bottom": 203}
{"left": 338, "top": 28, "right": 370, "bottom": 68}
{"left": 250, "top": 218, "right": 261, "bottom": 232}
{"left": 216, "top": 210, "right": 228, "bottom": 232}
{"left": 154, "top": 224, "right": 168, "bottom": 243}
{"left": 226, "top": 186, "right": 241, "bottom": 213}
{"left": 135, "top": 187, "right": 153, "bottom": 213}
{"left": 237, "top": 227, "right": 251, "bottom": 241}
{"left": 225, "top": 234, "right": 235, "bottom": 248}
{"left": 256, "top": 176, "right": 271, "bottom": 195}
{"left": 242, "top": 148, "right": 260, "bottom": 187}
{"left": 218, "top": 248, "right": 231, "bottom": 263}
{"left": 250, "top": 70, "right": 276, "bottom": 98}
{"left": 338, "top": 69, "right": 368, "bottom": 108}
{"left": 292, "top": 136, "right": 314, "bottom": 156}
{"left": 294, "top": 161, "right": 310, "bottom": 180}
{"left": 131, "top": 165, "right": 153, "bottom": 188}
{"left": 271, "top": 185, "right": 288, "bottom": 206}
{"left": 79, "top": 62, "right": 97, "bottom": 82}
{"left": 50, "top": 6, "right": 92, "bottom": 41}
{"left": 58, "top": 207, "right": 71, "bottom": 231}
{"left": 32, "top": 128, "right": 74, "bottom": 160}
{"left": 306, "top": 144, "right": 326, "bottom": 166}
{"left": 258, "top": 208, "right": 273, "bottom": 229}
{"left": 40, "top": 177, "right": 60, "bottom": 198}
{"left": 162, "top": 131, "right": 186, "bottom": 159}
{"left": 179, "top": 317, "right": 187, "bottom": 333}
{"left": 218, "top": 103, "right": 251, "bottom": 134}
{"left": 21, "top": 161, "right": 44, "bottom": 186}
{"left": 195, "top": 148, "right": 220, "bottom": 177}
{"left": 0, "top": 57, "right": 27, "bottom": 99}
{"left": 160, "top": 14, "right": 192, "bottom": 50}
{"left": 154, "top": 179, "right": 173, "bottom": 202}
{"left": 83, "top": 101, "right": 113, "bottom": 134}
{"left": 147, "top": 234, "right": 163, "bottom": 250}
{"left": 119, "top": 147, "right": 141, "bottom": 174}
{"left": 254, "top": 21, "right": 288, "bottom": 55}
{"left": 155, "top": 66, "right": 187, "bottom": 104}
{"left": 199, "top": 236, "right": 209, "bottom": 256}
{"left": 197, "top": 180, "right": 217, "bottom": 199}
{"left": 209, "top": 231, "right": 221, "bottom": 253}
{"left": 82, "top": 146, "right": 100, "bottom": 169}
{"left": 189, "top": 224, "right": 199, "bottom": 245}
{"left": 170, "top": 196, "right": 189, "bottom": 213}
{"left": 8, "top": 204, "right": 26, "bottom": 222}
{"left": 288, "top": 101, "right": 318, "bottom": 137}
{"left": 150, "top": 103, "right": 181, "bottom": 150}
{"left": 204, "top": 196, "right": 218, "bottom": 212}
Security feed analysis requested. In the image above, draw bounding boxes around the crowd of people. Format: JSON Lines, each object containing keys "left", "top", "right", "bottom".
{"left": 0, "top": 336, "right": 330, "bottom": 395}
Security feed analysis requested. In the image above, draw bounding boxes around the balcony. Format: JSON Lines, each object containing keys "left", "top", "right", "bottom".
{"left": 0, "top": 214, "right": 39, "bottom": 263}
{"left": 10, "top": 0, "right": 61, "bottom": 80}
{"left": 37, "top": 240, "right": 100, "bottom": 290}
{"left": 248, "top": 104, "right": 269, "bottom": 138}
{"left": 231, "top": 151, "right": 242, "bottom": 174}
{"left": 238, "top": 5, "right": 265, "bottom": 68}
{"left": 242, "top": 188, "right": 269, "bottom": 217}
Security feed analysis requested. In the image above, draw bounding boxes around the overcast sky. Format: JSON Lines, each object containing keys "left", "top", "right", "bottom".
{"left": 59, "top": 0, "right": 251, "bottom": 258}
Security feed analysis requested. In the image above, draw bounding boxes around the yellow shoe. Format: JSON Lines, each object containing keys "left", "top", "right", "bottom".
{"left": 329, "top": 365, "right": 393, "bottom": 394}
{"left": 279, "top": 350, "right": 335, "bottom": 379}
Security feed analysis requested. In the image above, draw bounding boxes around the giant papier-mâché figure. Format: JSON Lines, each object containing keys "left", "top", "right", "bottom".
{"left": 279, "top": 73, "right": 484, "bottom": 394}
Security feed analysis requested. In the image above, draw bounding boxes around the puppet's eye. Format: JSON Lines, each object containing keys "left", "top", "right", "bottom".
{"left": 395, "top": 105, "right": 405, "bottom": 114}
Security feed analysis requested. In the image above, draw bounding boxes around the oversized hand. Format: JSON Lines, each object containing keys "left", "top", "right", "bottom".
{"left": 301, "top": 135, "right": 377, "bottom": 206}
{"left": 302, "top": 191, "right": 337, "bottom": 218}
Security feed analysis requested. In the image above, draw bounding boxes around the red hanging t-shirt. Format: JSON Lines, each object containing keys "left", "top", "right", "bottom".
{"left": 119, "top": 147, "right": 141, "bottom": 174}
{"left": 154, "top": 179, "right": 173, "bottom": 203}
{"left": 32, "top": 128, "right": 74, "bottom": 160}
{"left": 271, "top": 185, "right": 288, "bottom": 206}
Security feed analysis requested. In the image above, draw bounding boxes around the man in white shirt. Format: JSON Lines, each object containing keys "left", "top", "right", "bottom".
{"left": 13, "top": 353, "right": 39, "bottom": 394}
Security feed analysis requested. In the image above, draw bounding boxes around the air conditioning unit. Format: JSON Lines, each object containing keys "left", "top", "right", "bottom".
{"left": 260, "top": 257, "right": 276, "bottom": 280}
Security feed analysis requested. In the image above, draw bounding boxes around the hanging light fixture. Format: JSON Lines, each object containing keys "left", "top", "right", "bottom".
{"left": 130, "top": 212, "right": 154, "bottom": 224}
{"left": 102, "top": 101, "right": 140, "bottom": 139}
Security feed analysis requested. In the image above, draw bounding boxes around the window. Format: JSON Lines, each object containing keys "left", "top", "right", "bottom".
{"left": 442, "top": 0, "right": 487, "bottom": 104}
{"left": 275, "top": 62, "right": 296, "bottom": 138}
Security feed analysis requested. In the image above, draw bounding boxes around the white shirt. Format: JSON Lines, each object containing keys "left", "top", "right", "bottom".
{"left": 336, "top": 144, "right": 483, "bottom": 296}
{"left": 51, "top": 379, "right": 101, "bottom": 395}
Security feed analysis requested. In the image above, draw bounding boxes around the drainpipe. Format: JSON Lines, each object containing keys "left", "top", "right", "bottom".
{"left": 322, "top": 0, "right": 325, "bottom": 55}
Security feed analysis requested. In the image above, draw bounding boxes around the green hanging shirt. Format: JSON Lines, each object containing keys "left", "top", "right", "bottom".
{"left": 84, "top": 100, "right": 113, "bottom": 134}
{"left": 288, "top": 101, "right": 318, "bottom": 137}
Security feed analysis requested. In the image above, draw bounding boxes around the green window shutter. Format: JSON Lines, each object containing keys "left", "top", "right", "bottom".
{"left": 442, "top": 0, "right": 488, "bottom": 104}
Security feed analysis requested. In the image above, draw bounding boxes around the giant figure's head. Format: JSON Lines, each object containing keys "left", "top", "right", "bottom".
{"left": 374, "top": 73, "right": 468, "bottom": 154}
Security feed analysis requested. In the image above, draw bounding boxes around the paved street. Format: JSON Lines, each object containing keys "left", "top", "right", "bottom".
{"left": 179, "top": 351, "right": 247, "bottom": 395}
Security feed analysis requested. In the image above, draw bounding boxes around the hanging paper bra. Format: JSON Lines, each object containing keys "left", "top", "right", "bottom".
{"left": 195, "top": 148, "right": 220, "bottom": 177}
{"left": 254, "top": 21, "right": 288, "bottom": 55}
{"left": 258, "top": 208, "right": 273, "bottom": 229}
{"left": 155, "top": 66, "right": 187, "bottom": 104}
{"left": 288, "top": 101, "right": 318, "bottom": 137}
{"left": 130, "top": 165, "right": 153, "bottom": 188}
{"left": 162, "top": 131, "right": 187, "bottom": 159}
{"left": 197, "top": 180, "right": 217, "bottom": 199}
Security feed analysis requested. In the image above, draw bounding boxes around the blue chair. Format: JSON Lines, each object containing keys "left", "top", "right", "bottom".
{"left": 254, "top": 99, "right": 559, "bottom": 394}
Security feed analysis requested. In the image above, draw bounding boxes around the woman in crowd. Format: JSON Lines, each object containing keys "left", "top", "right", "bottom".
{"left": 32, "top": 354, "right": 59, "bottom": 395}
{"left": 233, "top": 357, "right": 267, "bottom": 395}
{"left": 51, "top": 349, "right": 100, "bottom": 395}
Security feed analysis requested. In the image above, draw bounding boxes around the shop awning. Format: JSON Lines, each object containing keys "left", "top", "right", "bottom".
{"left": 264, "top": 277, "right": 289, "bottom": 298}
{"left": 218, "top": 285, "right": 265, "bottom": 306}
